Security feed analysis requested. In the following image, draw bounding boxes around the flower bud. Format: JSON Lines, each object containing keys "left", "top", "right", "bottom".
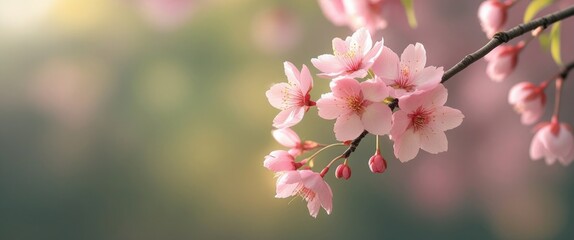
{"left": 478, "top": 0, "right": 508, "bottom": 38}
{"left": 335, "top": 163, "right": 351, "bottom": 180}
{"left": 369, "top": 150, "right": 387, "bottom": 173}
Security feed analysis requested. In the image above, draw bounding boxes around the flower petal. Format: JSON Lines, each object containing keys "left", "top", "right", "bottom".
{"left": 430, "top": 106, "right": 464, "bottom": 131}
{"left": 351, "top": 27, "right": 372, "bottom": 55}
{"left": 275, "top": 171, "right": 301, "bottom": 198}
{"left": 334, "top": 113, "right": 364, "bottom": 141}
{"left": 401, "top": 43, "right": 426, "bottom": 74}
{"left": 317, "top": 93, "right": 346, "bottom": 120}
{"left": 362, "top": 103, "right": 392, "bottom": 135}
{"left": 360, "top": 78, "right": 389, "bottom": 102}
{"left": 272, "top": 128, "right": 300, "bottom": 148}
{"left": 419, "top": 130, "right": 448, "bottom": 154}
{"left": 331, "top": 78, "right": 362, "bottom": 99}
{"left": 412, "top": 66, "right": 443, "bottom": 91}
{"left": 311, "top": 54, "right": 345, "bottom": 76}
{"left": 372, "top": 46, "right": 399, "bottom": 80}
{"left": 390, "top": 110, "right": 410, "bottom": 139}
{"left": 266, "top": 82, "right": 290, "bottom": 110}
{"left": 273, "top": 107, "right": 306, "bottom": 129}
{"left": 393, "top": 128, "right": 420, "bottom": 162}
{"left": 299, "top": 64, "right": 313, "bottom": 94}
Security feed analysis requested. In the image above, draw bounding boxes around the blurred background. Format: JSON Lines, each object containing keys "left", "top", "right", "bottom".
{"left": 0, "top": 0, "right": 573, "bottom": 239}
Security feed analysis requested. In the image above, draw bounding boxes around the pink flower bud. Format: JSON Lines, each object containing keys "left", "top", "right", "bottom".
{"left": 320, "top": 167, "right": 330, "bottom": 178}
{"left": 478, "top": 0, "right": 508, "bottom": 38}
{"left": 530, "top": 119, "right": 574, "bottom": 166}
{"left": 369, "top": 150, "right": 387, "bottom": 173}
{"left": 335, "top": 163, "right": 351, "bottom": 180}
{"left": 484, "top": 42, "right": 523, "bottom": 82}
{"left": 508, "top": 82, "right": 546, "bottom": 125}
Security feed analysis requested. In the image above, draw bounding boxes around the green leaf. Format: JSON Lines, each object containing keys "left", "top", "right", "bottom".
{"left": 400, "top": 0, "right": 417, "bottom": 28}
{"left": 524, "top": 0, "right": 555, "bottom": 23}
{"left": 550, "top": 22, "right": 562, "bottom": 66}
{"left": 538, "top": 33, "right": 551, "bottom": 51}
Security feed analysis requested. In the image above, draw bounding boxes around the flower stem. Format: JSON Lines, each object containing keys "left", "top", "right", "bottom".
{"left": 305, "top": 143, "right": 345, "bottom": 164}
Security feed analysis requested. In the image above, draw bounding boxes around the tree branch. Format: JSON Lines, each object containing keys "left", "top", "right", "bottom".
{"left": 441, "top": 5, "right": 574, "bottom": 83}
{"left": 341, "top": 5, "right": 574, "bottom": 160}
{"left": 559, "top": 60, "right": 574, "bottom": 80}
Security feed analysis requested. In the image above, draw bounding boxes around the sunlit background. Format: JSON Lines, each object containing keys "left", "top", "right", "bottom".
{"left": 1, "top": 0, "right": 574, "bottom": 239}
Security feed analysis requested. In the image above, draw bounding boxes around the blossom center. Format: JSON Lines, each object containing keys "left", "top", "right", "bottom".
{"left": 280, "top": 83, "right": 306, "bottom": 110}
{"left": 297, "top": 185, "right": 316, "bottom": 201}
{"left": 408, "top": 107, "right": 432, "bottom": 131}
{"left": 390, "top": 66, "right": 415, "bottom": 92}
{"left": 334, "top": 42, "right": 362, "bottom": 72}
{"left": 346, "top": 96, "right": 365, "bottom": 113}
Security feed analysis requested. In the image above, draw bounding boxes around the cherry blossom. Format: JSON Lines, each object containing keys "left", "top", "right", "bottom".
{"left": 368, "top": 150, "right": 387, "bottom": 173}
{"left": 318, "top": 0, "right": 388, "bottom": 34}
{"left": 484, "top": 42, "right": 523, "bottom": 82}
{"left": 275, "top": 170, "right": 333, "bottom": 218}
{"left": 390, "top": 85, "right": 464, "bottom": 162}
{"left": 478, "top": 0, "right": 509, "bottom": 38}
{"left": 311, "top": 28, "right": 383, "bottom": 79}
{"left": 266, "top": 61, "right": 315, "bottom": 128}
{"left": 530, "top": 118, "right": 574, "bottom": 166}
{"left": 316, "top": 78, "right": 392, "bottom": 141}
{"left": 508, "top": 82, "right": 546, "bottom": 125}
{"left": 372, "top": 43, "right": 443, "bottom": 98}
{"left": 272, "top": 128, "right": 319, "bottom": 157}
{"left": 263, "top": 150, "right": 302, "bottom": 172}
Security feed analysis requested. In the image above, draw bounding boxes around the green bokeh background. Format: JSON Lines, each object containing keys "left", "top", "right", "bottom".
{"left": 1, "top": 0, "right": 574, "bottom": 239}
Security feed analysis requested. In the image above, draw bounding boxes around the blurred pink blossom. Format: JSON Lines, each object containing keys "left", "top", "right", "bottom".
{"left": 252, "top": 7, "right": 302, "bottom": 54}
{"left": 316, "top": 78, "right": 392, "bottom": 141}
{"left": 373, "top": 43, "right": 443, "bottom": 98}
{"left": 508, "top": 82, "right": 546, "bottom": 125}
{"left": 530, "top": 118, "right": 574, "bottom": 166}
{"left": 478, "top": 0, "right": 509, "bottom": 38}
{"left": 311, "top": 28, "right": 383, "bottom": 79}
{"left": 266, "top": 62, "right": 315, "bottom": 129}
{"left": 137, "top": 0, "right": 195, "bottom": 30}
{"left": 318, "top": 0, "right": 388, "bottom": 33}
{"left": 275, "top": 170, "right": 333, "bottom": 218}
{"left": 390, "top": 85, "right": 464, "bottom": 162}
{"left": 485, "top": 42, "right": 523, "bottom": 82}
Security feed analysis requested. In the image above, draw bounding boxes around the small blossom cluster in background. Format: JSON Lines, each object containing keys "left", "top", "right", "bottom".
{"left": 263, "top": 28, "right": 464, "bottom": 217}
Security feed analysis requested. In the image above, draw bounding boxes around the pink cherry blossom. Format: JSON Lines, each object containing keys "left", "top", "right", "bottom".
{"left": 372, "top": 43, "right": 443, "bottom": 98}
{"left": 275, "top": 170, "right": 333, "bottom": 218}
{"left": 478, "top": 0, "right": 509, "bottom": 38}
{"left": 390, "top": 85, "right": 464, "bottom": 162}
{"left": 318, "top": 0, "right": 388, "bottom": 34}
{"left": 316, "top": 78, "right": 392, "bottom": 141}
{"left": 263, "top": 150, "right": 301, "bottom": 172}
{"left": 484, "top": 42, "right": 523, "bottom": 82}
{"left": 530, "top": 119, "right": 574, "bottom": 166}
{"left": 311, "top": 28, "right": 383, "bottom": 79}
{"left": 508, "top": 82, "right": 546, "bottom": 125}
{"left": 272, "top": 128, "right": 319, "bottom": 157}
{"left": 266, "top": 61, "right": 315, "bottom": 128}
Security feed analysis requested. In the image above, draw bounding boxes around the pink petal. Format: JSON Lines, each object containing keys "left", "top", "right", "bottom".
{"left": 390, "top": 110, "right": 410, "bottom": 139}
{"left": 264, "top": 150, "right": 296, "bottom": 172}
{"left": 372, "top": 46, "right": 399, "bottom": 83}
{"left": 529, "top": 131, "right": 545, "bottom": 160}
{"left": 275, "top": 171, "right": 301, "bottom": 198}
{"left": 351, "top": 27, "right": 372, "bottom": 55}
{"left": 412, "top": 66, "right": 443, "bottom": 91}
{"left": 311, "top": 54, "right": 345, "bottom": 76}
{"left": 419, "top": 130, "right": 448, "bottom": 154}
{"left": 544, "top": 126, "right": 574, "bottom": 159}
{"left": 266, "top": 82, "right": 290, "bottom": 110}
{"left": 299, "top": 64, "right": 313, "bottom": 94}
{"left": 362, "top": 103, "right": 392, "bottom": 135}
{"left": 333, "top": 37, "right": 349, "bottom": 54}
{"left": 430, "top": 106, "right": 464, "bottom": 131}
{"left": 363, "top": 38, "right": 383, "bottom": 62}
{"left": 331, "top": 78, "right": 362, "bottom": 99}
{"left": 508, "top": 82, "right": 532, "bottom": 104}
{"left": 393, "top": 128, "right": 420, "bottom": 162}
{"left": 300, "top": 170, "right": 333, "bottom": 215}
{"left": 401, "top": 43, "right": 426, "bottom": 74}
{"left": 487, "top": 53, "right": 515, "bottom": 82}
{"left": 316, "top": 93, "right": 346, "bottom": 120}
{"left": 272, "top": 128, "right": 300, "bottom": 148}
{"left": 318, "top": 0, "right": 347, "bottom": 26}
{"left": 273, "top": 107, "right": 306, "bottom": 129}
{"left": 360, "top": 78, "right": 388, "bottom": 102}
{"left": 422, "top": 84, "right": 448, "bottom": 108}
{"left": 307, "top": 198, "right": 321, "bottom": 218}
{"left": 334, "top": 113, "right": 364, "bottom": 141}
{"left": 283, "top": 61, "right": 300, "bottom": 87}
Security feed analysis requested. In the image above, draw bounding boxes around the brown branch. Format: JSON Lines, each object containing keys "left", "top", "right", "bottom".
{"left": 441, "top": 5, "right": 574, "bottom": 83}
{"left": 341, "top": 5, "right": 574, "bottom": 160}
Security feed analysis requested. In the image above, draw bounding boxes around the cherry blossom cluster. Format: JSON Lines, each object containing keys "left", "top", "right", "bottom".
{"left": 263, "top": 28, "right": 464, "bottom": 217}
{"left": 477, "top": 0, "right": 574, "bottom": 166}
